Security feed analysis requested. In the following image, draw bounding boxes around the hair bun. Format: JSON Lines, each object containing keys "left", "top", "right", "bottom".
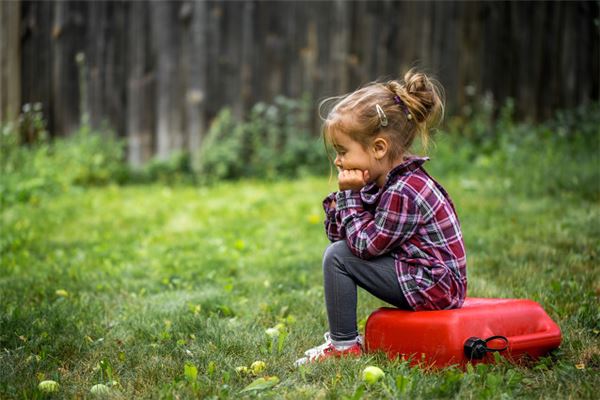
{"left": 404, "top": 70, "right": 430, "bottom": 94}
{"left": 400, "top": 69, "right": 444, "bottom": 124}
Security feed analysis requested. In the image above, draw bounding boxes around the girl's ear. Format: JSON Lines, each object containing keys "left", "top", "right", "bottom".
{"left": 372, "top": 137, "right": 388, "bottom": 160}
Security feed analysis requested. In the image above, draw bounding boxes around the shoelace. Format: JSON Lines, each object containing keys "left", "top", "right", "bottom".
{"left": 304, "top": 332, "right": 332, "bottom": 357}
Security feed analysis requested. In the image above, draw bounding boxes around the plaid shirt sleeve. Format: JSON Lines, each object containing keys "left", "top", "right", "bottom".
{"left": 323, "top": 192, "right": 345, "bottom": 242}
{"left": 335, "top": 187, "right": 420, "bottom": 259}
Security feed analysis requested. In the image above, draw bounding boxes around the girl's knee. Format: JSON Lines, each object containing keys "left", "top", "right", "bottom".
{"left": 323, "top": 241, "right": 351, "bottom": 269}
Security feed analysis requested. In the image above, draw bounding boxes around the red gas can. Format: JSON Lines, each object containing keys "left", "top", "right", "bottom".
{"left": 364, "top": 298, "right": 561, "bottom": 368}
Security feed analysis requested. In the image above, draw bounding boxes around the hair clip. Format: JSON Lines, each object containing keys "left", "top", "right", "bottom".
{"left": 375, "top": 104, "right": 388, "bottom": 127}
{"left": 393, "top": 95, "right": 412, "bottom": 120}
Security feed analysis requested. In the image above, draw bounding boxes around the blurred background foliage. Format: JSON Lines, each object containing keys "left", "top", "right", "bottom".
{"left": 1, "top": 97, "right": 598, "bottom": 208}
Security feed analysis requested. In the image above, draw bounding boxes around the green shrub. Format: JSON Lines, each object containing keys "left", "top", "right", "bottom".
{"left": 196, "top": 108, "right": 247, "bottom": 182}
{"left": 195, "top": 96, "right": 327, "bottom": 183}
{"left": 17, "top": 102, "right": 49, "bottom": 145}
{"left": 51, "top": 123, "right": 126, "bottom": 186}
{"left": 1, "top": 106, "right": 125, "bottom": 207}
{"left": 245, "top": 96, "right": 326, "bottom": 178}
{"left": 491, "top": 102, "right": 599, "bottom": 201}
{"left": 133, "top": 151, "right": 194, "bottom": 184}
{"left": 430, "top": 100, "right": 599, "bottom": 201}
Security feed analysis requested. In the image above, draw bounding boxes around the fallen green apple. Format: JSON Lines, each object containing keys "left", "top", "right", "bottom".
{"left": 235, "top": 366, "right": 250, "bottom": 374}
{"left": 361, "top": 366, "right": 385, "bottom": 384}
{"left": 90, "top": 383, "right": 110, "bottom": 396}
{"left": 38, "top": 380, "right": 60, "bottom": 393}
{"left": 250, "top": 360, "right": 266, "bottom": 374}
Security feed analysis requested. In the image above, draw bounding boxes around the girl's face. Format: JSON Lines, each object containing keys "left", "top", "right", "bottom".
{"left": 330, "top": 129, "right": 379, "bottom": 181}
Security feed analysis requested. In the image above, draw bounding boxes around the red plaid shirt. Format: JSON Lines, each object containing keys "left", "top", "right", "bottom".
{"left": 323, "top": 156, "right": 467, "bottom": 311}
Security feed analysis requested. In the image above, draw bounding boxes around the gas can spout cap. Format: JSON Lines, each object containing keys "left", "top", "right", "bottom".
{"left": 464, "top": 335, "right": 509, "bottom": 360}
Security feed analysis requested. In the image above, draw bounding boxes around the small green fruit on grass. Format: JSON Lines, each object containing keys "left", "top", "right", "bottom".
{"left": 38, "top": 380, "right": 60, "bottom": 393}
{"left": 235, "top": 366, "right": 250, "bottom": 374}
{"left": 90, "top": 383, "right": 110, "bottom": 396}
{"left": 361, "top": 366, "right": 385, "bottom": 384}
{"left": 251, "top": 361, "right": 266, "bottom": 374}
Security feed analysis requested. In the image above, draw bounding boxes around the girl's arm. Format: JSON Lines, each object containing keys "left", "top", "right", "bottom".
{"left": 335, "top": 187, "right": 420, "bottom": 259}
{"left": 323, "top": 192, "right": 345, "bottom": 242}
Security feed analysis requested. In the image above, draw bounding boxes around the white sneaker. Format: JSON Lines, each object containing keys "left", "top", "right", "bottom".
{"left": 294, "top": 332, "right": 363, "bottom": 367}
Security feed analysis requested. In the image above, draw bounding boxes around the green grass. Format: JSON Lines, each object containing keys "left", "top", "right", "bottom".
{"left": 1, "top": 160, "right": 599, "bottom": 399}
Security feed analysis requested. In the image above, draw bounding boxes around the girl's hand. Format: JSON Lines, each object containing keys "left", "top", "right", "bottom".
{"left": 338, "top": 169, "right": 370, "bottom": 191}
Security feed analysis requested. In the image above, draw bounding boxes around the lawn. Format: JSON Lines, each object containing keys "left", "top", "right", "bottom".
{"left": 1, "top": 147, "right": 599, "bottom": 398}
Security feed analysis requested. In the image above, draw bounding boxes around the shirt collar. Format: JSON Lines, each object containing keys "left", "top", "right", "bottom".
{"left": 386, "top": 155, "right": 429, "bottom": 181}
{"left": 360, "top": 156, "right": 429, "bottom": 203}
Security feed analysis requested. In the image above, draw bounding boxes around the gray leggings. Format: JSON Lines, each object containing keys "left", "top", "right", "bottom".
{"left": 323, "top": 240, "right": 411, "bottom": 341}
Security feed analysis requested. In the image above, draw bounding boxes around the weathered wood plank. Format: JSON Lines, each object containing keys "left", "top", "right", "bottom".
{"left": 11, "top": 0, "right": 599, "bottom": 161}
{"left": 0, "top": 0, "right": 22, "bottom": 124}
{"left": 126, "top": 0, "right": 154, "bottom": 166}
{"left": 182, "top": 0, "right": 208, "bottom": 158}
{"left": 150, "top": 0, "right": 182, "bottom": 159}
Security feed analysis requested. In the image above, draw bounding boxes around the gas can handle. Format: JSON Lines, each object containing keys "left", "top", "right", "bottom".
{"left": 464, "top": 335, "right": 509, "bottom": 360}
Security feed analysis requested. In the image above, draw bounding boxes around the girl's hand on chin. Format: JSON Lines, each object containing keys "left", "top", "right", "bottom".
{"left": 338, "top": 169, "right": 370, "bottom": 191}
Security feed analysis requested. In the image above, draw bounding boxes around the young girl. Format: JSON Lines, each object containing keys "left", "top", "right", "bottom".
{"left": 295, "top": 70, "right": 467, "bottom": 366}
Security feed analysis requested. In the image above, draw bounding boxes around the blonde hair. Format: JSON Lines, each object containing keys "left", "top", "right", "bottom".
{"left": 320, "top": 69, "right": 445, "bottom": 162}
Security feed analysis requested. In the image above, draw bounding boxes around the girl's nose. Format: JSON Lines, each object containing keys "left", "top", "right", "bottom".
{"left": 334, "top": 155, "right": 342, "bottom": 169}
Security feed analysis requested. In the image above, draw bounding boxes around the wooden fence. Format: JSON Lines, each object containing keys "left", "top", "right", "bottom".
{"left": 2, "top": 0, "right": 598, "bottom": 164}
